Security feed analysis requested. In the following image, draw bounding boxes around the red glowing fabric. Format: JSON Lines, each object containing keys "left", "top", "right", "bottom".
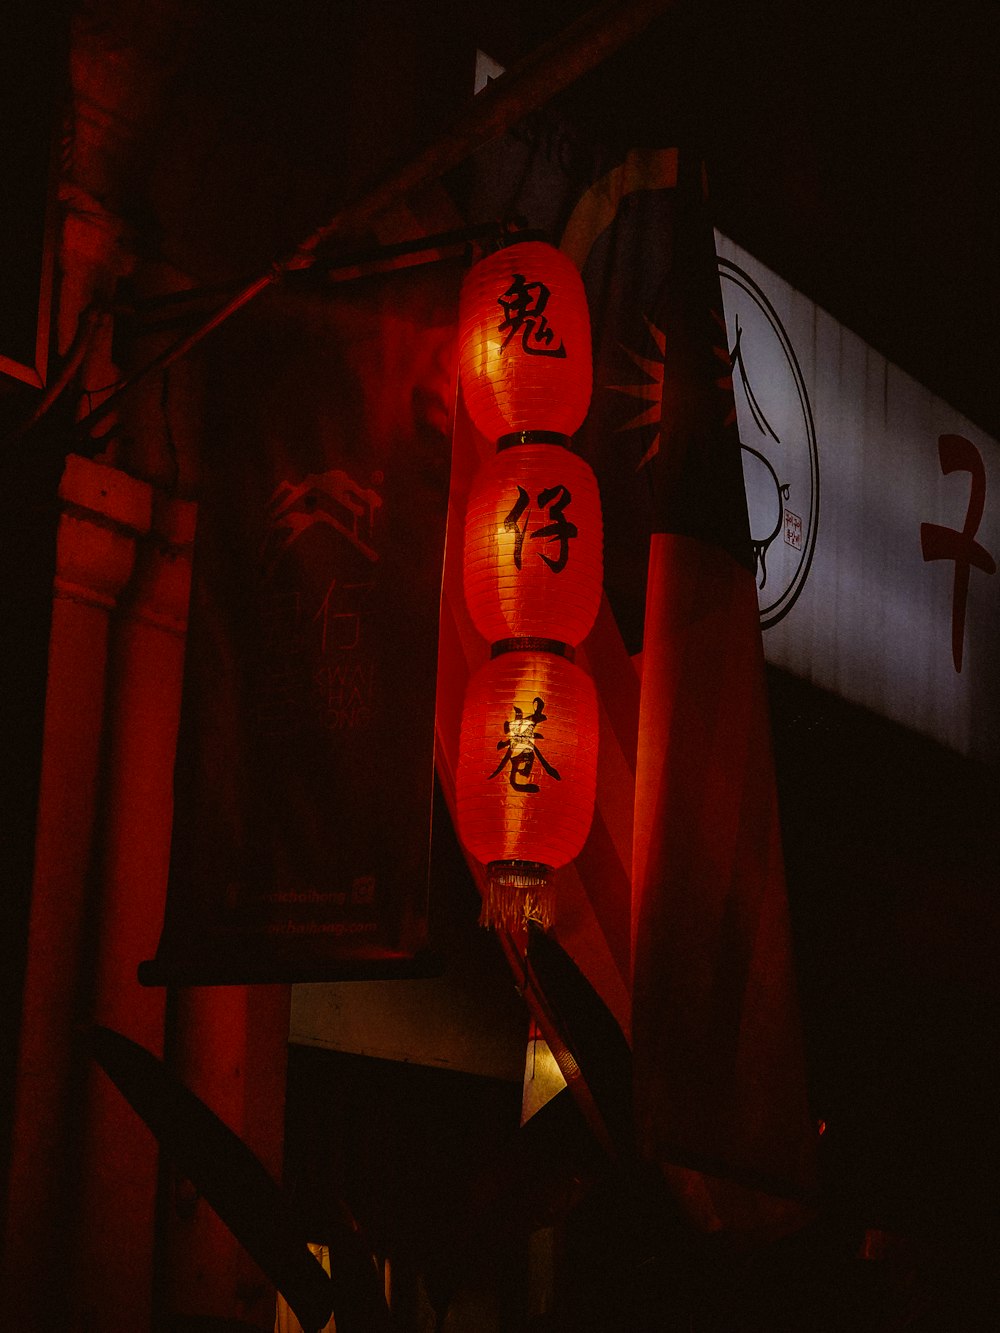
{"left": 627, "top": 155, "right": 815, "bottom": 1200}
{"left": 463, "top": 444, "right": 603, "bottom": 645}
{"left": 458, "top": 241, "right": 592, "bottom": 442}
{"left": 455, "top": 650, "right": 598, "bottom": 872}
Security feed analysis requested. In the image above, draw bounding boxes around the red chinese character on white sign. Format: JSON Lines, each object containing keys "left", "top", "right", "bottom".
{"left": 920, "top": 434, "right": 996, "bottom": 672}
{"left": 784, "top": 509, "right": 802, "bottom": 550}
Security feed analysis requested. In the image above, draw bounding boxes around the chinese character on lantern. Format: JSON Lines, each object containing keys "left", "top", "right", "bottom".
{"left": 503, "top": 483, "right": 578, "bottom": 572}
{"left": 497, "top": 274, "right": 566, "bottom": 357}
{"left": 488, "top": 696, "right": 562, "bottom": 792}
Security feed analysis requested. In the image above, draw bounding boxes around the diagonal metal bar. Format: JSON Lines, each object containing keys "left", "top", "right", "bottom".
{"left": 524, "top": 921, "right": 636, "bottom": 1158}
{"left": 88, "top": 1026, "right": 389, "bottom": 1333}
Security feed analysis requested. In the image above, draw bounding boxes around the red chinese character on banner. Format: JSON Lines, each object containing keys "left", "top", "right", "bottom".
{"left": 920, "top": 434, "right": 996, "bottom": 672}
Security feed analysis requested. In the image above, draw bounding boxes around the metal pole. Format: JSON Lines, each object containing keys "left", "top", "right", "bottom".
{"left": 71, "top": 0, "right": 677, "bottom": 445}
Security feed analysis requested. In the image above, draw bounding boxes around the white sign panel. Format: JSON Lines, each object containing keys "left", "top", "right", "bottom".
{"left": 718, "top": 233, "right": 999, "bottom": 763}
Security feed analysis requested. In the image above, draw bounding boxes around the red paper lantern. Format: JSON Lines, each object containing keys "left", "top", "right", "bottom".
{"left": 454, "top": 236, "right": 602, "bottom": 931}
{"left": 455, "top": 649, "right": 598, "bottom": 929}
{"left": 458, "top": 240, "right": 592, "bottom": 443}
{"left": 464, "top": 443, "right": 603, "bottom": 645}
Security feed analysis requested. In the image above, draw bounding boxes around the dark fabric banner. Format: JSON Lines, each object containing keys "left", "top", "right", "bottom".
{"left": 149, "top": 262, "right": 460, "bottom": 982}
{"left": 620, "top": 155, "right": 815, "bottom": 1199}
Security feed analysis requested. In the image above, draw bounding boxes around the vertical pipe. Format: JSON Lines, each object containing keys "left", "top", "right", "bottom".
{"left": 161, "top": 983, "right": 292, "bottom": 1329}
{"left": 0, "top": 455, "right": 151, "bottom": 1326}
{"left": 69, "top": 493, "right": 197, "bottom": 1329}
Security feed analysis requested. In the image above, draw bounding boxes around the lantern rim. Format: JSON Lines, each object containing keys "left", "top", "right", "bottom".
{"left": 486, "top": 858, "right": 551, "bottom": 885}
{"left": 490, "top": 637, "right": 574, "bottom": 660}
{"left": 474, "top": 226, "right": 550, "bottom": 259}
{"left": 497, "top": 431, "right": 572, "bottom": 451}
{"left": 493, "top": 228, "right": 550, "bottom": 250}
{"left": 481, "top": 859, "right": 555, "bottom": 932}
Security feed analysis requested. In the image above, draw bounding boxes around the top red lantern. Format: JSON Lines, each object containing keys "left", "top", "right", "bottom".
{"left": 458, "top": 240, "right": 592, "bottom": 443}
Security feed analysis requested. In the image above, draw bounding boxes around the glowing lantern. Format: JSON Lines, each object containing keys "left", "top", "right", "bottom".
{"left": 454, "top": 236, "right": 601, "bottom": 931}
{"left": 463, "top": 443, "right": 603, "bottom": 645}
{"left": 458, "top": 240, "right": 592, "bottom": 443}
{"left": 455, "top": 648, "right": 598, "bottom": 931}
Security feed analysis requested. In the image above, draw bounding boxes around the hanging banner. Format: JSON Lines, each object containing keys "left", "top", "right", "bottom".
{"left": 146, "top": 262, "right": 460, "bottom": 983}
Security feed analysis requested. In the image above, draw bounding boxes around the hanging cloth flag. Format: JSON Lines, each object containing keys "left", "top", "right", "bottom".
{"left": 626, "top": 152, "right": 816, "bottom": 1211}
{"left": 146, "top": 261, "right": 460, "bottom": 983}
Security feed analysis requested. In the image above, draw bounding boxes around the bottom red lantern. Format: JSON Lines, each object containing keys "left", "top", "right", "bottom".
{"left": 455, "top": 646, "right": 598, "bottom": 930}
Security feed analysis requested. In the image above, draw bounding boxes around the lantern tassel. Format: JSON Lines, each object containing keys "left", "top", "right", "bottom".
{"left": 482, "top": 861, "right": 555, "bottom": 932}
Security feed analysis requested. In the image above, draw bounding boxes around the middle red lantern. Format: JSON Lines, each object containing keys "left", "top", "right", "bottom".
{"left": 463, "top": 442, "right": 603, "bottom": 645}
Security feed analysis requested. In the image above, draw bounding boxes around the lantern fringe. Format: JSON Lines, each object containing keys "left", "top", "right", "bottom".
{"left": 481, "top": 862, "right": 554, "bottom": 932}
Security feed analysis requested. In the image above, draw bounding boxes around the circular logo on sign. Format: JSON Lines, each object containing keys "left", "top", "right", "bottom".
{"left": 719, "top": 259, "right": 819, "bottom": 628}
